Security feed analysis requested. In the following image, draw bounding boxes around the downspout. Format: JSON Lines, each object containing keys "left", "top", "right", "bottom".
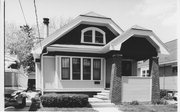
{"left": 41, "top": 50, "right": 48, "bottom": 95}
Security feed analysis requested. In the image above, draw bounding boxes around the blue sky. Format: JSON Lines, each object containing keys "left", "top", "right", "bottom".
{"left": 5, "top": 0, "right": 177, "bottom": 42}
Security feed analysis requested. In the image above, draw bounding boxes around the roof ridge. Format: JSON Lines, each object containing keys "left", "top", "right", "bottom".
{"left": 164, "top": 39, "right": 177, "bottom": 44}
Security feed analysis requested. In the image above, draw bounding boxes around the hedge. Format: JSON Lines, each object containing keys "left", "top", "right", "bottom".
{"left": 40, "top": 94, "right": 89, "bottom": 107}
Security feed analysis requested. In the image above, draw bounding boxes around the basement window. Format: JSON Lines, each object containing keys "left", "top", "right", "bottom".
{"left": 81, "top": 27, "right": 106, "bottom": 45}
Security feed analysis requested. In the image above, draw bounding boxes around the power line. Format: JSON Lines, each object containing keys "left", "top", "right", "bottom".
{"left": 18, "top": 0, "right": 28, "bottom": 25}
{"left": 33, "top": 0, "right": 42, "bottom": 50}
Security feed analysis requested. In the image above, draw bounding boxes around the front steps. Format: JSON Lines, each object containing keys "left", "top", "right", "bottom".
{"left": 88, "top": 90, "right": 113, "bottom": 107}
{"left": 93, "top": 90, "right": 110, "bottom": 100}
{"left": 89, "top": 90, "right": 121, "bottom": 112}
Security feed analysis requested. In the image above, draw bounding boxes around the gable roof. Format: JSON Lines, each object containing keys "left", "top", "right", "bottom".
{"left": 102, "top": 25, "right": 169, "bottom": 55}
{"left": 80, "top": 11, "right": 110, "bottom": 19}
{"left": 131, "top": 25, "right": 151, "bottom": 31}
{"left": 32, "top": 12, "right": 124, "bottom": 56}
{"left": 32, "top": 12, "right": 169, "bottom": 59}
{"left": 159, "top": 39, "right": 177, "bottom": 64}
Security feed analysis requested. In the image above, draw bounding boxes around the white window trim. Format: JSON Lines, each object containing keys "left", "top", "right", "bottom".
{"left": 81, "top": 27, "right": 106, "bottom": 45}
{"left": 58, "top": 56, "right": 103, "bottom": 81}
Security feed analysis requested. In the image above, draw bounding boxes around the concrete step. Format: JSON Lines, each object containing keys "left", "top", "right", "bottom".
{"left": 97, "top": 92, "right": 109, "bottom": 96}
{"left": 101, "top": 90, "right": 110, "bottom": 93}
{"left": 90, "top": 102, "right": 115, "bottom": 107}
{"left": 94, "top": 95, "right": 109, "bottom": 100}
{"left": 89, "top": 98, "right": 111, "bottom": 103}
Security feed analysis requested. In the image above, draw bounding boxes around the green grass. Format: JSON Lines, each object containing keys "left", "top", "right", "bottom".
{"left": 117, "top": 104, "right": 177, "bottom": 112}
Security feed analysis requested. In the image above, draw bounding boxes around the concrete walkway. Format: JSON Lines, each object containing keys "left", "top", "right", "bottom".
{"left": 89, "top": 98, "right": 122, "bottom": 112}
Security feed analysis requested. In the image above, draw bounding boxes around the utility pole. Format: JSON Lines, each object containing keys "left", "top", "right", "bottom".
{"left": 0, "top": 0, "right": 5, "bottom": 110}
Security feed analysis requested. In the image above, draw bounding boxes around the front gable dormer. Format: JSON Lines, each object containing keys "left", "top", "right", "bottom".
{"left": 81, "top": 27, "right": 106, "bottom": 45}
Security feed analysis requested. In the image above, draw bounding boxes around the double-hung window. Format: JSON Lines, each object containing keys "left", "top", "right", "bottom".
{"left": 72, "top": 58, "right": 81, "bottom": 80}
{"left": 93, "top": 59, "right": 101, "bottom": 80}
{"left": 81, "top": 27, "right": 106, "bottom": 44}
{"left": 61, "top": 57, "right": 70, "bottom": 80}
{"left": 83, "top": 58, "right": 91, "bottom": 80}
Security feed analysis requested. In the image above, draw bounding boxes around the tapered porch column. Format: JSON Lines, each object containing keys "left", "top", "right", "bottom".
{"left": 149, "top": 57, "right": 160, "bottom": 103}
{"left": 109, "top": 54, "right": 122, "bottom": 103}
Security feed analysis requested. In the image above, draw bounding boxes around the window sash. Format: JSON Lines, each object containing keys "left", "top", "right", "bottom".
{"left": 81, "top": 27, "right": 106, "bottom": 44}
{"left": 72, "top": 58, "right": 81, "bottom": 80}
{"left": 61, "top": 57, "right": 70, "bottom": 80}
{"left": 93, "top": 59, "right": 101, "bottom": 80}
{"left": 83, "top": 58, "right": 91, "bottom": 80}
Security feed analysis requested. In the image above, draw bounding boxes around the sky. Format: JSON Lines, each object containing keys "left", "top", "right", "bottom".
{"left": 5, "top": 0, "right": 178, "bottom": 43}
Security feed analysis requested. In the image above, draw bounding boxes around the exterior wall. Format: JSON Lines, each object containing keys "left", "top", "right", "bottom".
{"left": 43, "top": 56, "right": 105, "bottom": 91}
{"left": 138, "top": 64, "right": 177, "bottom": 91}
{"left": 43, "top": 56, "right": 57, "bottom": 90}
{"left": 5, "top": 72, "right": 18, "bottom": 87}
{"left": 35, "top": 63, "right": 41, "bottom": 89}
{"left": 5, "top": 71, "right": 28, "bottom": 94}
{"left": 122, "top": 76, "right": 151, "bottom": 102}
{"left": 160, "top": 76, "right": 177, "bottom": 91}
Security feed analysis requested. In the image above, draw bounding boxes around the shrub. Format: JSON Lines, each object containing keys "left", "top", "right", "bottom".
{"left": 29, "top": 96, "right": 41, "bottom": 111}
{"left": 152, "top": 99, "right": 168, "bottom": 105}
{"left": 163, "top": 95, "right": 174, "bottom": 100}
{"left": 130, "top": 101, "right": 139, "bottom": 105}
{"left": 40, "top": 94, "right": 89, "bottom": 107}
{"left": 160, "top": 90, "right": 168, "bottom": 98}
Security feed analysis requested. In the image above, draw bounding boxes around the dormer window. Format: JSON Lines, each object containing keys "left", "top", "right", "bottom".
{"left": 81, "top": 27, "right": 106, "bottom": 44}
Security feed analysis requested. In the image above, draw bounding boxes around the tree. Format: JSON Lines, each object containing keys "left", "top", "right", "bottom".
{"left": 5, "top": 17, "right": 72, "bottom": 73}
{"left": 5, "top": 24, "right": 36, "bottom": 73}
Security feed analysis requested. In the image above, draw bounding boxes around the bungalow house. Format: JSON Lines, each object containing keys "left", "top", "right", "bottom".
{"left": 32, "top": 12, "right": 169, "bottom": 103}
{"left": 5, "top": 54, "right": 28, "bottom": 96}
{"left": 138, "top": 39, "right": 177, "bottom": 92}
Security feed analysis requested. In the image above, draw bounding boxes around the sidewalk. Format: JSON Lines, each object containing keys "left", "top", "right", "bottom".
{"left": 89, "top": 98, "right": 122, "bottom": 112}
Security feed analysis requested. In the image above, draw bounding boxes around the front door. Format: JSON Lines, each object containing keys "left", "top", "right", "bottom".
{"left": 122, "top": 60, "right": 132, "bottom": 76}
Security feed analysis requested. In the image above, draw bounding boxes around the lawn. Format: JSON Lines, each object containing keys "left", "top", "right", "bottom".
{"left": 117, "top": 104, "right": 177, "bottom": 112}
{"left": 37, "top": 107, "right": 98, "bottom": 112}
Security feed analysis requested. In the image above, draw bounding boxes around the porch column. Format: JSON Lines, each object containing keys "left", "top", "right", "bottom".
{"left": 149, "top": 57, "right": 160, "bottom": 103}
{"left": 109, "top": 54, "right": 122, "bottom": 103}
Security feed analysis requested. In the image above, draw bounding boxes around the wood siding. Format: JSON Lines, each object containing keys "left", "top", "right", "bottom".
{"left": 160, "top": 76, "right": 177, "bottom": 91}
{"left": 35, "top": 63, "right": 41, "bottom": 89}
{"left": 43, "top": 56, "right": 105, "bottom": 91}
{"left": 122, "top": 76, "right": 151, "bottom": 102}
{"left": 51, "top": 24, "right": 117, "bottom": 46}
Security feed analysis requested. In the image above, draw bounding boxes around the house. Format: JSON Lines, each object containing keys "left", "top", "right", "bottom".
{"left": 32, "top": 12, "right": 169, "bottom": 103}
{"left": 138, "top": 39, "right": 177, "bottom": 92}
{"left": 5, "top": 54, "right": 28, "bottom": 96}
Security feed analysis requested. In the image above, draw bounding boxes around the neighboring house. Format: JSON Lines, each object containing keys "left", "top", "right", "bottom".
{"left": 138, "top": 39, "right": 177, "bottom": 91}
{"left": 27, "top": 72, "right": 36, "bottom": 90}
{"left": 5, "top": 54, "right": 28, "bottom": 95}
{"left": 32, "top": 12, "right": 169, "bottom": 102}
